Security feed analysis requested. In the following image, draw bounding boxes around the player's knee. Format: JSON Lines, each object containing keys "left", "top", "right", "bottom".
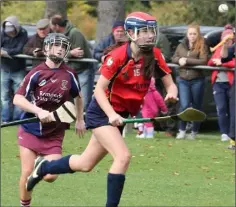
{"left": 80, "top": 163, "right": 94, "bottom": 172}
{"left": 115, "top": 151, "right": 132, "bottom": 167}
{"left": 43, "top": 174, "right": 58, "bottom": 183}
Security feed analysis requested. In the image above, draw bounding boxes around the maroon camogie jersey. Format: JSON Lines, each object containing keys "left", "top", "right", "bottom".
{"left": 16, "top": 62, "right": 80, "bottom": 138}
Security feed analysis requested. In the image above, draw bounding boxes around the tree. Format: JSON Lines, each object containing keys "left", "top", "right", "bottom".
{"left": 186, "top": 1, "right": 235, "bottom": 26}
{"left": 44, "top": 0, "right": 67, "bottom": 19}
{"left": 95, "top": 0, "right": 125, "bottom": 43}
{"left": 1, "top": 1, "right": 45, "bottom": 24}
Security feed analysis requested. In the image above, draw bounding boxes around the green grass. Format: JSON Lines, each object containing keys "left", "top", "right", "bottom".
{"left": 1, "top": 127, "right": 235, "bottom": 206}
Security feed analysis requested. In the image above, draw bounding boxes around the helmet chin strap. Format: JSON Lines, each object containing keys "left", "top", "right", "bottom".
{"left": 48, "top": 54, "right": 63, "bottom": 64}
{"left": 138, "top": 44, "right": 154, "bottom": 52}
{"left": 134, "top": 39, "right": 154, "bottom": 52}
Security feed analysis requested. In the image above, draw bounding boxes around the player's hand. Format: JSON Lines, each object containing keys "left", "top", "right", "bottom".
{"left": 1, "top": 49, "right": 9, "bottom": 57}
{"left": 70, "top": 47, "right": 84, "bottom": 58}
{"left": 164, "top": 93, "right": 178, "bottom": 103}
{"left": 75, "top": 119, "right": 86, "bottom": 138}
{"left": 178, "top": 57, "right": 187, "bottom": 66}
{"left": 212, "top": 58, "right": 222, "bottom": 66}
{"left": 33, "top": 48, "right": 42, "bottom": 57}
{"left": 108, "top": 112, "right": 125, "bottom": 127}
{"left": 36, "top": 109, "right": 53, "bottom": 123}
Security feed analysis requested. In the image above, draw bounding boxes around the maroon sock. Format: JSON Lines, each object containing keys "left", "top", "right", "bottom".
{"left": 20, "top": 199, "right": 31, "bottom": 207}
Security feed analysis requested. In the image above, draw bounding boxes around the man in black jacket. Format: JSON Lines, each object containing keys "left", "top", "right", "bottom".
{"left": 23, "top": 19, "right": 50, "bottom": 66}
{"left": 1, "top": 16, "right": 28, "bottom": 122}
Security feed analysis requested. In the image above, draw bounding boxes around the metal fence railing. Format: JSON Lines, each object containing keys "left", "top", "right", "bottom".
{"left": 14, "top": 54, "right": 99, "bottom": 63}
{"left": 13, "top": 54, "right": 235, "bottom": 72}
{"left": 5, "top": 54, "right": 234, "bottom": 120}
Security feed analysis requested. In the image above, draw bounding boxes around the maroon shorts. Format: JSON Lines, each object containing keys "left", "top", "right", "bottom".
{"left": 17, "top": 127, "right": 64, "bottom": 155}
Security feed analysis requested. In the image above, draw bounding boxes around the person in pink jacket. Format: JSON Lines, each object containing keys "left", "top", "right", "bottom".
{"left": 137, "top": 78, "right": 168, "bottom": 138}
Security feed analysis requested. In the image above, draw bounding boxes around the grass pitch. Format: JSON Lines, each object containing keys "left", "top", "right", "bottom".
{"left": 1, "top": 126, "right": 235, "bottom": 206}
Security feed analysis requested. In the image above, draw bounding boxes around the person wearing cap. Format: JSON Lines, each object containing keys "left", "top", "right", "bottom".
{"left": 207, "top": 24, "right": 235, "bottom": 142}
{"left": 1, "top": 15, "right": 28, "bottom": 123}
{"left": 23, "top": 18, "right": 51, "bottom": 66}
{"left": 93, "top": 20, "right": 127, "bottom": 63}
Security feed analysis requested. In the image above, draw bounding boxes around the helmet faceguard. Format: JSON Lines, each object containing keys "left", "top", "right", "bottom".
{"left": 44, "top": 33, "right": 71, "bottom": 64}
{"left": 124, "top": 12, "right": 159, "bottom": 51}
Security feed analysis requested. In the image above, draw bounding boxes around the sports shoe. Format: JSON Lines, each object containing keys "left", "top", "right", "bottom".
{"left": 136, "top": 133, "right": 145, "bottom": 138}
{"left": 176, "top": 130, "right": 186, "bottom": 139}
{"left": 26, "top": 156, "right": 46, "bottom": 191}
{"left": 186, "top": 131, "right": 197, "bottom": 140}
{"left": 221, "top": 134, "right": 230, "bottom": 142}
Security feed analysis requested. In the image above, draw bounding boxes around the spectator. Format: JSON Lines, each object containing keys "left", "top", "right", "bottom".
{"left": 207, "top": 24, "right": 235, "bottom": 142}
{"left": 23, "top": 18, "right": 50, "bottom": 67}
{"left": 172, "top": 23, "right": 208, "bottom": 140}
{"left": 1, "top": 16, "right": 28, "bottom": 123}
{"left": 137, "top": 78, "right": 168, "bottom": 139}
{"left": 227, "top": 78, "right": 235, "bottom": 150}
{"left": 50, "top": 14, "right": 94, "bottom": 110}
{"left": 93, "top": 20, "right": 127, "bottom": 63}
{"left": 221, "top": 42, "right": 235, "bottom": 150}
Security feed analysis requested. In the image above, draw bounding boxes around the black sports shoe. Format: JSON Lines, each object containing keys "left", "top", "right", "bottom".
{"left": 26, "top": 156, "right": 46, "bottom": 191}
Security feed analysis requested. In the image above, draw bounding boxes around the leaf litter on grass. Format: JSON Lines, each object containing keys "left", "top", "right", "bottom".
{"left": 1, "top": 129, "right": 235, "bottom": 206}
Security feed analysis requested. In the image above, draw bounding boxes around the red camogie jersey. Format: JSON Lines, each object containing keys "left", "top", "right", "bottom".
{"left": 100, "top": 42, "right": 171, "bottom": 116}
{"left": 16, "top": 62, "right": 81, "bottom": 138}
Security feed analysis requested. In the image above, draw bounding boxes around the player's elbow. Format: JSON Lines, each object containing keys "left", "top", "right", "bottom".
{"left": 13, "top": 94, "right": 21, "bottom": 106}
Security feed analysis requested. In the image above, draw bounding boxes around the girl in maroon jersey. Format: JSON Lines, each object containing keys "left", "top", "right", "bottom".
{"left": 26, "top": 12, "right": 178, "bottom": 207}
{"left": 13, "top": 33, "right": 86, "bottom": 207}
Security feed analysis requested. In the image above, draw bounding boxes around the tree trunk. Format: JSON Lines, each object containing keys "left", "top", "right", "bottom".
{"left": 95, "top": 0, "right": 125, "bottom": 43}
{"left": 44, "top": 0, "right": 67, "bottom": 19}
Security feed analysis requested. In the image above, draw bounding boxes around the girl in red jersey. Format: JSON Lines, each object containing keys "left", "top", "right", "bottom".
{"left": 26, "top": 12, "right": 178, "bottom": 207}
{"left": 13, "top": 33, "right": 85, "bottom": 207}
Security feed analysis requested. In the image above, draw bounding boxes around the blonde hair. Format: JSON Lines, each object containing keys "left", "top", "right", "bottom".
{"left": 187, "top": 23, "right": 205, "bottom": 55}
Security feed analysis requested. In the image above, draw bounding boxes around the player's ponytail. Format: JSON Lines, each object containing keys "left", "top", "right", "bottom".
{"left": 103, "top": 42, "right": 126, "bottom": 56}
{"left": 142, "top": 50, "right": 155, "bottom": 79}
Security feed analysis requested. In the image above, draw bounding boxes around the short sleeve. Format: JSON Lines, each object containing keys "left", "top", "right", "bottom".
{"left": 16, "top": 70, "right": 40, "bottom": 98}
{"left": 67, "top": 70, "right": 81, "bottom": 98}
{"left": 99, "top": 54, "right": 120, "bottom": 80}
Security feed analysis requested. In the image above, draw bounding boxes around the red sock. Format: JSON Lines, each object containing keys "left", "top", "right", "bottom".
{"left": 20, "top": 199, "right": 31, "bottom": 207}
